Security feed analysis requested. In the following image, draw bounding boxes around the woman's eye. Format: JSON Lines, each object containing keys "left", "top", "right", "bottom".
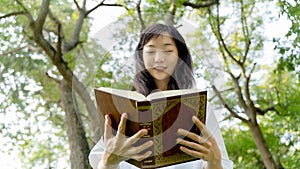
{"left": 146, "top": 51, "right": 155, "bottom": 54}
{"left": 165, "top": 50, "right": 173, "bottom": 53}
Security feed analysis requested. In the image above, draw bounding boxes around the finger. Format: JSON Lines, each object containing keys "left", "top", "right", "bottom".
{"left": 117, "top": 113, "right": 128, "bottom": 135}
{"left": 192, "top": 116, "right": 211, "bottom": 138}
{"left": 131, "top": 140, "right": 153, "bottom": 155}
{"left": 176, "top": 138, "right": 209, "bottom": 153}
{"left": 177, "top": 128, "right": 198, "bottom": 141}
{"left": 128, "top": 129, "right": 148, "bottom": 145}
{"left": 192, "top": 116, "right": 218, "bottom": 145}
{"left": 131, "top": 151, "right": 152, "bottom": 162}
{"left": 104, "top": 115, "right": 113, "bottom": 141}
{"left": 177, "top": 129, "right": 211, "bottom": 147}
{"left": 179, "top": 146, "right": 206, "bottom": 160}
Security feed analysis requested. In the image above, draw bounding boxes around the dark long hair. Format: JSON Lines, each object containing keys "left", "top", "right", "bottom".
{"left": 132, "top": 23, "right": 195, "bottom": 96}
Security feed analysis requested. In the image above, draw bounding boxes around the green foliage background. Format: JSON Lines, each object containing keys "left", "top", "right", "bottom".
{"left": 0, "top": 0, "right": 299, "bottom": 168}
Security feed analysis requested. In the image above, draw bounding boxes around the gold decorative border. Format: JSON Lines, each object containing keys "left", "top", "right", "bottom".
{"left": 151, "top": 94, "right": 207, "bottom": 165}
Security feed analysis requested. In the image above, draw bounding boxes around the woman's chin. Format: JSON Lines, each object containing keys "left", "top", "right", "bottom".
{"left": 152, "top": 74, "right": 171, "bottom": 81}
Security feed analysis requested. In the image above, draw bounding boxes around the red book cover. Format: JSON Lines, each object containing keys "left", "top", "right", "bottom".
{"left": 94, "top": 87, "right": 207, "bottom": 168}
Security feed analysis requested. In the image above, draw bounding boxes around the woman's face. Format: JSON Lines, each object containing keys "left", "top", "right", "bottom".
{"left": 142, "top": 32, "right": 179, "bottom": 85}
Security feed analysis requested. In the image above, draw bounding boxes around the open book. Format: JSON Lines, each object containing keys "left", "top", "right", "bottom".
{"left": 94, "top": 87, "right": 207, "bottom": 168}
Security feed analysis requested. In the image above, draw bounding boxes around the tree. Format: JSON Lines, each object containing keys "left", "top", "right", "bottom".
{"left": 0, "top": 0, "right": 218, "bottom": 168}
{"left": 186, "top": 0, "right": 297, "bottom": 168}
{"left": 0, "top": 0, "right": 124, "bottom": 168}
{"left": 204, "top": 1, "right": 278, "bottom": 168}
{"left": 275, "top": 0, "right": 300, "bottom": 77}
{"left": 222, "top": 68, "right": 300, "bottom": 168}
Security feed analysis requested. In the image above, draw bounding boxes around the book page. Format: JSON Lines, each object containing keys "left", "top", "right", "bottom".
{"left": 95, "top": 87, "right": 146, "bottom": 101}
{"left": 146, "top": 89, "right": 202, "bottom": 100}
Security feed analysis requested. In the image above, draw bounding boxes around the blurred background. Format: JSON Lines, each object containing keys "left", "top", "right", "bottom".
{"left": 0, "top": 0, "right": 299, "bottom": 168}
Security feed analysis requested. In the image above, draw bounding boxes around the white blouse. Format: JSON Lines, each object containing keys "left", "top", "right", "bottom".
{"left": 89, "top": 105, "right": 233, "bottom": 169}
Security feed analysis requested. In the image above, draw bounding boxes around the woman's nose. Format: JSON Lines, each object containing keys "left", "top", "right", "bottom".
{"left": 154, "top": 50, "right": 165, "bottom": 63}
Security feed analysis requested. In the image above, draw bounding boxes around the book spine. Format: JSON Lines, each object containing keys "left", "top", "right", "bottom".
{"left": 137, "top": 101, "right": 155, "bottom": 167}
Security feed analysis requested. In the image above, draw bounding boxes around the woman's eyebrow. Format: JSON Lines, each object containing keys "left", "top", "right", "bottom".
{"left": 145, "top": 44, "right": 155, "bottom": 48}
{"left": 163, "top": 43, "right": 174, "bottom": 47}
{"left": 145, "top": 43, "right": 174, "bottom": 48}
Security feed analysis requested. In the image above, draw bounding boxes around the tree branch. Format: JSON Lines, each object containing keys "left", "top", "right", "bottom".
{"left": 73, "top": 0, "right": 81, "bottom": 10}
{"left": 0, "top": 11, "right": 27, "bottom": 19}
{"left": 0, "top": 45, "right": 28, "bottom": 57}
{"left": 216, "top": 5, "right": 240, "bottom": 65}
{"left": 256, "top": 106, "right": 279, "bottom": 116}
{"left": 64, "top": 6, "right": 85, "bottom": 52}
{"left": 48, "top": 9, "right": 64, "bottom": 56}
{"left": 46, "top": 72, "right": 61, "bottom": 85}
{"left": 136, "top": 0, "right": 146, "bottom": 31}
{"left": 242, "top": 63, "right": 259, "bottom": 123}
{"left": 15, "top": 0, "right": 34, "bottom": 23}
{"left": 212, "top": 2, "right": 249, "bottom": 79}
{"left": 57, "top": 23, "right": 63, "bottom": 56}
{"left": 207, "top": 7, "right": 230, "bottom": 72}
{"left": 183, "top": 0, "right": 218, "bottom": 8}
{"left": 63, "top": 0, "right": 125, "bottom": 52}
{"left": 248, "top": 62, "right": 256, "bottom": 77}
{"left": 209, "top": 2, "right": 252, "bottom": 119}
{"left": 240, "top": 0, "right": 251, "bottom": 65}
{"left": 274, "top": 86, "right": 286, "bottom": 109}
{"left": 85, "top": 1, "right": 125, "bottom": 17}
{"left": 212, "top": 85, "right": 248, "bottom": 123}
{"left": 244, "top": 63, "right": 256, "bottom": 115}
{"left": 209, "top": 87, "right": 235, "bottom": 101}
{"left": 35, "top": 0, "right": 50, "bottom": 32}
{"left": 220, "top": 114, "right": 234, "bottom": 122}
{"left": 82, "top": 0, "right": 87, "bottom": 10}
{"left": 226, "top": 71, "right": 248, "bottom": 112}
{"left": 166, "top": 0, "right": 176, "bottom": 25}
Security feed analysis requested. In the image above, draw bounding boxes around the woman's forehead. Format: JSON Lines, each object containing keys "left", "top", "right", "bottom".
{"left": 145, "top": 32, "right": 175, "bottom": 46}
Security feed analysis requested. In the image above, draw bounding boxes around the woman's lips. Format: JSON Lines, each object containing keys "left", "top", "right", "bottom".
{"left": 153, "top": 65, "right": 167, "bottom": 71}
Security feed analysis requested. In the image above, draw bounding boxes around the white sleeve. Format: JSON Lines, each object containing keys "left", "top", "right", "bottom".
{"left": 88, "top": 104, "right": 233, "bottom": 169}
{"left": 89, "top": 138, "right": 139, "bottom": 169}
{"left": 205, "top": 104, "right": 233, "bottom": 169}
{"left": 89, "top": 138, "right": 105, "bottom": 169}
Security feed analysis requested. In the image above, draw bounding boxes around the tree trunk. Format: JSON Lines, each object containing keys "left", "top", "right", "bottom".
{"left": 60, "top": 79, "right": 91, "bottom": 169}
{"left": 248, "top": 120, "right": 278, "bottom": 169}
{"left": 26, "top": 0, "right": 101, "bottom": 142}
{"left": 72, "top": 76, "right": 101, "bottom": 142}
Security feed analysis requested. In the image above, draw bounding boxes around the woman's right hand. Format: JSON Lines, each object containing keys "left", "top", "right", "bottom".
{"left": 98, "top": 113, "right": 153, "bottom": 169}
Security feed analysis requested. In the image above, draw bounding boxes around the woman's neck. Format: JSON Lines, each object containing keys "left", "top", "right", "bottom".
{"left": 154, "top": 78, "right": 170, "bottom": 91}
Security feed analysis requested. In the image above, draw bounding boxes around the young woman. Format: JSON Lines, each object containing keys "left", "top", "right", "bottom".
{"left": 89, "top": 23, "right": 233, "bottom": 169}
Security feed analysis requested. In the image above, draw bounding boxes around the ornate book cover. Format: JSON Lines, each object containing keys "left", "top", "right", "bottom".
{"left": 94, "top": 87, "right": 207, "bottom": 168}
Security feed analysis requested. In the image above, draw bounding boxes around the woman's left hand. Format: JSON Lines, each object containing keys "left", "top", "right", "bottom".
{"left": 176, "top": 116, "right": 222, "bottom": 169}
